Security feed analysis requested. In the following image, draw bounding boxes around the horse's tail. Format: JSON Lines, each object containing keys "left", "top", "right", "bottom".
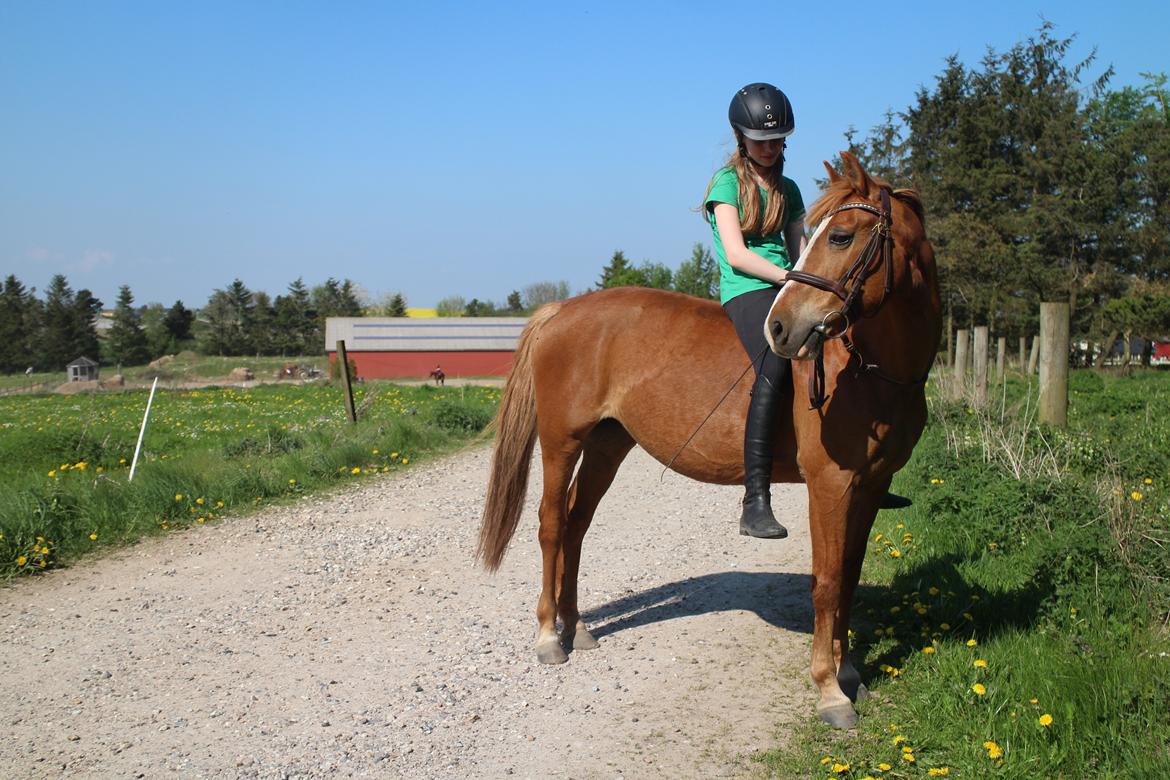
{"left": 477, "top": 302, "right": 562, "bottom": 571}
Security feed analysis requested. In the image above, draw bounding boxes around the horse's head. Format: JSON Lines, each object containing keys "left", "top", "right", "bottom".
{"left": 766, "top": 152, "right": 934, "bottom": 360}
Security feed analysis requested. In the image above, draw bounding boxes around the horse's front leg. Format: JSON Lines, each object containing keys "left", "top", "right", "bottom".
{"left": 833, "top": 482, "right": 885, "bottom": 705}
{"left": 807, "top": 476, "right": 883, "bottom": 728}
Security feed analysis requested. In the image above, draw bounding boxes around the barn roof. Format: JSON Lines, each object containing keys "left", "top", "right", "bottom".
{"left": 325, "top": 317, "right": 528, "bottom": 352}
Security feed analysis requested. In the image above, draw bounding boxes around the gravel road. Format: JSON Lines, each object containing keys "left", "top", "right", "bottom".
{"left": 1, "top": 443, "right": 816, "bottom": 779}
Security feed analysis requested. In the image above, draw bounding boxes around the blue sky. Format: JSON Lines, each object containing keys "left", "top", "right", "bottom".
{"left": 1, "top": 1, "right": 1166, "bottom": 310}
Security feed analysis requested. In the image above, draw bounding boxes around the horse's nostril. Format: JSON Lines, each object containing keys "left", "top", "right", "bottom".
{"left": 771, "top": 320, "right": 783, "bottom": 339}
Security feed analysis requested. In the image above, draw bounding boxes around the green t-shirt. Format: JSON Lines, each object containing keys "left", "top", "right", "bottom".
{"left": 704, "top": 166, "right": 806, "bottom": 305}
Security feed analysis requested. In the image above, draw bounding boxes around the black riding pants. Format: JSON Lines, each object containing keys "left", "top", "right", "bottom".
{"left": 723, "top": 287, "right": 791, "bottom": 389}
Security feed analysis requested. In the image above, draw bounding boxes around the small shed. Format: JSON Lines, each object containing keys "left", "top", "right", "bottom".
{"left": 66, "top": 356, "right": 99, "bottom": 382}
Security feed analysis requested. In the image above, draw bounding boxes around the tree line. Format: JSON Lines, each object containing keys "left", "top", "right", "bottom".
{"left": 0, "top": 273, "right": 374, "bottom": 371}
{"left": 838, "top": 24, "right": 1169, "bottom": 365}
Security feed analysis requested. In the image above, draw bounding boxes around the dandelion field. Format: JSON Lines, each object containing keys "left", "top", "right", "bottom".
{"left": 0, "top": 382, "right": 498, "bottom": 578}
{"left": 762, "top": 370, "right": 1170, "bottom": 779}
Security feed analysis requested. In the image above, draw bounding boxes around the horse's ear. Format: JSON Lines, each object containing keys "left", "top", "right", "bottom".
{"left": 823, "top": 160, "right": 843, "bottom": 183}
{"left": 839, "top": 151, "right": 873, "bottom": 198}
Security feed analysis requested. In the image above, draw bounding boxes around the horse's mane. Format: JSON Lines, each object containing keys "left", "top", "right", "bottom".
{"left": 806, "top": 175, "right": 924, "bottom": 229}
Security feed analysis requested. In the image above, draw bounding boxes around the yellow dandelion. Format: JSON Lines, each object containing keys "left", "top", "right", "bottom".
{"left": 974, "top": 659, "right": 988, "bottom": 668}
{"left": 878, "top": 763, "right": 892, "bottom": 771}
{"left": 196, "top": 517, "right": 205, "bottom": 524}
{"left": 401, "top": 458, "right": 409, "bottom": 465}
{"left": 216, "top": 501, "right": 224, "bottom": 508}
{"left": 928, "top": 586, "right": 940, "bottom": 595}
{"left": 820, "top": 757, "right": 833, "bottom": 765}
{"left": 1030, "top": 697, "right": 1039, "bottom": 704}
{"left": 983, "top": 740, "right": 1003, "bottom": 759}
{"left": 874, "top": 533, "right": 883, "bottom": 542}
{"left": 16, "top": 555, "right": 27, "bottom": 566}
{"left": 1070, "top": 606, "right": 1078, "bottom": 616}
{"left": 893, "top": 734, "right": 906, "bottom": 745}
{"left": 889, "top": 549, "right": 902, "bottom": 558}
{"left": 175, "top": 493, "right": 183, "bottom": 501}
{"left": 289, "top": 479, "right": 297, "bottom": 485}
{"left": 88, "top": 533, "right": 97, "bottom": 541}
{"left": 928, "top": 769, "right": 950, "bottom": 777}
{"left": 966, "top": 638, "right": 978, "bottom": 647}
{"left": 902, "top": 753, "right": 916, "bottom": 763}
{"left": 95, "top": 466, "right": 103, "bottom": 473}
{"left": 390, "top": 451, "right": 399, "bottom": 458}
{"left": 972, "top": 683, "right": 987, "bottom": 696}
{"left": 832, "top": 763, "right": 850, "bottom": 773}
{"left": 901, "top": 745, "right": 914, "bottom": 753}
{"left": 350, "top": 467, "right": 361, "bottom": 475}
{"left": 1144, "top": 477, "right": 1153, "bottom": 485}
{"left": 75, "top": 461, "right": 87, "bottom": 470}
{"left": 922, "top": 646, "right": 936, "bottom": 655}
{"left": 196, "top": 497, "right": 204, "bottom": 505}
{"left": 1131, "top": 491, "right": 1143, "bottom": 501}
{"left": 48, "top": 470, "right": 56, "bottom": 477}
{"left": 940, "top": 622, "right": 951, "bottom": 630}
{"left": 1039, "top": 713, "right": 1053, "bottom": 727}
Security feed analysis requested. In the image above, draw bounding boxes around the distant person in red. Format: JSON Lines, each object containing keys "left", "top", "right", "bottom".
{"left": 429, "top": 365, "right": 446, "bottom": 386}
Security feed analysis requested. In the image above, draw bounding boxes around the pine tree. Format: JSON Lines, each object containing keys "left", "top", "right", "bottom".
{"left": 388, "top": 293, "right": 408, "bottom": 317}
{"left": 71, "top": 289, "right": 102, "bottom": 364}
{"left": 105, "top": 285, "right": 150, "bottom": 367}
{"left": 40, "top": 274, "right": 77, "bottom": 369}
{"left": 0, "top": 275, "right": 33, "bottom": 373}
{"left": 163, "top": 300, "right": 194, "bottom": 343}
{"left": 674, "top": 243, "right": 718, "bottom": 299}
{"left": 597, "top": 251, "right": 632, "bottom": 289}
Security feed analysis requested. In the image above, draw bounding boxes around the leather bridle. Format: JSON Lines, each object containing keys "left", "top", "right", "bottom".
{"left": 778, "top": 187, "right": 924, "bottom": 409}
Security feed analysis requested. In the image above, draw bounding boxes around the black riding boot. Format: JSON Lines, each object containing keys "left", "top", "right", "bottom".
{"left": 740, "top": 374, "right": 788, "bottom": 539}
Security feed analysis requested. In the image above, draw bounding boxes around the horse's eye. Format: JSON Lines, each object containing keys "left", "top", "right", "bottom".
{"left": 828, "top": 230, "right": 854, "bottom": 247}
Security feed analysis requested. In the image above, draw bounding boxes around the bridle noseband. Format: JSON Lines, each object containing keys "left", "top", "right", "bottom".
{"left": 779, "top": 187, "right": 920, "bottom": 410}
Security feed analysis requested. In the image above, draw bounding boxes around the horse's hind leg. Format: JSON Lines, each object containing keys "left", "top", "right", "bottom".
{"left": 558, "top": 421, "right": 635, "bottom": 651}
{"left": 535, "top": 439, "right": 583, "bottom": 665}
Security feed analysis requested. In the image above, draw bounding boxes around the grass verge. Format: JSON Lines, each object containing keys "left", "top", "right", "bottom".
{"left": 0, "top": 382, "right": 499, "bottom": 578}
{"left": 758, "top": 370, "right": 1170, "bottom": 779}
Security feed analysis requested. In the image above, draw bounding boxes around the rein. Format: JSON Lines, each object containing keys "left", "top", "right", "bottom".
{"left": 782, "top": 187, "right": 926, "bottom": 409}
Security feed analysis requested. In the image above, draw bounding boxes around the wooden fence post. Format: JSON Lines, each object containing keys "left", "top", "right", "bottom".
{"left": 996, "top": 336, "right": 1007, "bottom": 383}
{"left": 1039, "top": 302, "right": 1070, "bottom": 427}
{"left": 1018, "top": 336, "right": 1027, "bottom": 371}
{"left": 1027, "top": 336, "right": 1040, "bottom": 376}
{"left": 973, "top": 326, "right": 989, "bottom": 406}
{"left": 336, "top": 340, "right": 357, "bottom": 423}
{"left": 952, "top": 329, "right": 969, "bottom": 398}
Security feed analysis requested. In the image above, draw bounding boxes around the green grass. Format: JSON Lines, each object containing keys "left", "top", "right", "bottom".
{"left": 759, "top": 370, "right": 1170, "bottom": 779}
{"left": 0, "top": 381, "right": 499, "bottom": 577}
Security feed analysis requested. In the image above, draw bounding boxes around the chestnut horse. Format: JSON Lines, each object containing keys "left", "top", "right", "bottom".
{"left": 477, "top": 153, "right": 940, "bottom": 728}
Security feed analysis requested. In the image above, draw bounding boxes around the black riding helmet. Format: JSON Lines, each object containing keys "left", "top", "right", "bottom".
{"left": 728, "top": 82, "right": 795, "bottom": 140}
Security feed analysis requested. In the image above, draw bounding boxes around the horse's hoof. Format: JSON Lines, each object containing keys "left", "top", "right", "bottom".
{"left": 567, "top": 627, "right": 599, "bottom": 650}
{"left": 854, "top": 682, "right": 869, "bottom": 702}
{"left": 818, "top": 703, "right": 858, "bottom": 730}
{"left": 536, "top": 640, "right": 568, "bottom": 665}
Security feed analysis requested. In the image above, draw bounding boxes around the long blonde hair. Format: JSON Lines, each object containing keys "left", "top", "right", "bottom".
{"left": 702, "top": 134, "right": 787, "bottom": 237}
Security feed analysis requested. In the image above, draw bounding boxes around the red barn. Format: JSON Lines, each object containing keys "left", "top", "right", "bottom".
{"left": 324, "top": 317, "right": 527, "bottom": 379}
